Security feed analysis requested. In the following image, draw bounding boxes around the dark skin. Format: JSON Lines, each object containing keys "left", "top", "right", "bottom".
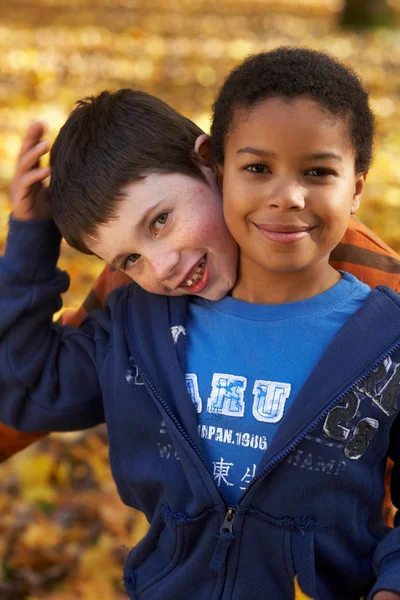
{"left": 10, "top": 122, "right": 400, "bottom": 600}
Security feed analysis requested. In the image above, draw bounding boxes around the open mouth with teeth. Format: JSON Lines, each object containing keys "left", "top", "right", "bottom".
{"left": 180, "top": 256, "right": 208, "bottom": 292}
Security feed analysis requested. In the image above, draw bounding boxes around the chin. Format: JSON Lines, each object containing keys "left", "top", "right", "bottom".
{"left": 209, "top": 292, "right": 228, "bottom": 301}
{"left": 204, "top": 284, "right": 233, "bottom": 301}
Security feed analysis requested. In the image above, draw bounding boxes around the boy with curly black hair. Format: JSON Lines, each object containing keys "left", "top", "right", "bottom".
{"left": 206, "top": 47, "right": 400, "bottom": 600}
{"left": 0, "top": 48, "right": 400, "bottom": 600}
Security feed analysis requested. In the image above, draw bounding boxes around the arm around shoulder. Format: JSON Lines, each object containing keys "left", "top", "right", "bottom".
{"left": 330, "top": 217, "right": 400, "bottom": 292}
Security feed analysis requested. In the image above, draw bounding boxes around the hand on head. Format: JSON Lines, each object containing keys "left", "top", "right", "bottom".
{"left": 10, "top": 121, "right": 51, "bottom": 221}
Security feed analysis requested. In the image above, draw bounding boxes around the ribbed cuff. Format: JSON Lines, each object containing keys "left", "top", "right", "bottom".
{"left": 369, "top": 550, "right": 400, "bottom": 599}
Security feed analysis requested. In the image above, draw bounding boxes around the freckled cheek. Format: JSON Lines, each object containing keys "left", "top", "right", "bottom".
{"left": 129, "top": 271, "right": 164, "bottom": 295}
{"left": 175, "top": 224, "right": 203, "bottom": 248}
{"left": 179, "top": 214, "right": 229, "bottom": 249}
{"left": 205, "top": 218, "right": 234, "bottom": 248}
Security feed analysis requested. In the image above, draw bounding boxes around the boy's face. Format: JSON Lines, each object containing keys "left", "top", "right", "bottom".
{"left": 220, "top": 96, "right": 365, "bottom": 301}
{"left": 87, "top": 167, "right": 238, "bottom": 300}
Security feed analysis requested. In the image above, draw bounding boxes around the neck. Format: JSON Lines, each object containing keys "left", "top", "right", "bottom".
{"left": 231, "top": 259, "right": 341, "bottom": 304}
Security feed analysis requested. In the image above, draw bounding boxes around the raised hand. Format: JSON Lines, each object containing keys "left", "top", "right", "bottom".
{"left": 10, "top": 121, "right": 51, "bottom": 220}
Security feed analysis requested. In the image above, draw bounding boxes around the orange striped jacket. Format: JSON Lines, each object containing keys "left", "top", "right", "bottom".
{"left": 0, "top": 216, "right": 399, "bottom": 462}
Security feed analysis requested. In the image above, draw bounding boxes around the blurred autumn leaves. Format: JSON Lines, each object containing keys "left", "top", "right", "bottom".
{"left": 0, "top": 430, "right": 148, "bottom": 599}
{"left": 0, "top": 0, "right": 399, "bottom": 598}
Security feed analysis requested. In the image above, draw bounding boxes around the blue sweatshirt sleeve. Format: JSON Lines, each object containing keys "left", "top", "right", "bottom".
{"left": 369, "top": 404, "right": 400, "bottom": 599}
{"left": 0, "top": 217, "right": 110, "bottom": 432}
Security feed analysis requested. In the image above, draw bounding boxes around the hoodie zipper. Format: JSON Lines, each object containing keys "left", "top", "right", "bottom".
{"left": 123, "top": 293, "right": 400, "bottom": 584}
{"left": 221, "top": 507, "right": 236, "bottom": 532}
{"left": 124, "top": 297, "right": 237, "bottom": 578}
{"left": 122, "top": 296, "right": 230, "bottom": 506}
{"left": 124, "top": 288, "right": 399, "bottom": 508}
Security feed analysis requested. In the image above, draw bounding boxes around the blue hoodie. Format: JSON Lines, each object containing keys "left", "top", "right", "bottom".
{"left": 1, "top": 218, "right": 400, "bottom": 600}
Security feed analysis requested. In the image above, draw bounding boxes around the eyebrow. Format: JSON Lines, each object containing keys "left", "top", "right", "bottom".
{"left": 236, "top": 147, "right": 276, "bottom": 157}
{"left": 236, "top": 147, "right": 342, "bottom": 162}
{"left": 306, "top": 152, "right": 343, "bottom": 162}
{"left": 109, "top": 199, "right": 165, "bottom": 269}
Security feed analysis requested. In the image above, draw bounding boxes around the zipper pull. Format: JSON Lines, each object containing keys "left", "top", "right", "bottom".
{"left": 221, "top": 507, "right": 236, "bottom": 533}
{"left": 209, "top": 507, "right": 236, "bottom": 572}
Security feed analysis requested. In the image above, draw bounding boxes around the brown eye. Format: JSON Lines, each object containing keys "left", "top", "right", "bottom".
{"left": 306, "top": 168, "right": 334, "bottom": 177}
{"left": 246, "top": 164, "right": 269, "bottom": 174}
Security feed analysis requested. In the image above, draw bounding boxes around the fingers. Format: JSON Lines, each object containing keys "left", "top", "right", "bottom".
{"left": 10, "top": 122, "right": 52, "bottom": 221}
{"left": 17, "top": 121, "right": 47, "bottom": 162}
{"left": 11, "top": 165, "right": 50, "bottom": 205}
{"left": 19, "top": 166, "right": 51, "bottom": 194}
{"left": 15, "top": 139, "right": 49, "bottom": 179}
{"left": 11, "top": 168, "right": 51, "bottom": 220}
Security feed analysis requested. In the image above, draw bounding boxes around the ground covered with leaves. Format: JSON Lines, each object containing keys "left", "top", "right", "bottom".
{"left": 0, "top": 0, "right": 399, "bottom": 598}
{"left": 0, "top": 429, "right": 147, "bottom": 600}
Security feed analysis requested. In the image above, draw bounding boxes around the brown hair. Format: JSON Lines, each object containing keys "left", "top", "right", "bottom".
{"left": 50, "top": 89, "right": 205, "bottom": 254}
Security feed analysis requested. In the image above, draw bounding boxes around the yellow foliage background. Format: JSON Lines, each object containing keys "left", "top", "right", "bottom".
{"left": 0, "top": 0, "right": 399, "bottom": 598}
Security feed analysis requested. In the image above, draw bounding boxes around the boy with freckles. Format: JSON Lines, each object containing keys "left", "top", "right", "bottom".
{"left": 1, "top": 48, "right": 400, "bottom": 599}
{"left": 2, "top": 97, "right": 399, "bottom": 463}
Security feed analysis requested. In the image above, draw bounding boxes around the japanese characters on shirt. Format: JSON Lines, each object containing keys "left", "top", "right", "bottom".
{"left": 185, "top": 371, "right": 292, "bottom": 501}
{"left": 183, "top": 355, "right": 400, "bottom": 501}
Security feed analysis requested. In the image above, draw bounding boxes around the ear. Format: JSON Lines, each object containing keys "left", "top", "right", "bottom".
{"left": 351, "top": 171, "right": 367, "bottom": 214}
{"left": 194, "top": 134, "right": 213, "bottom": 167}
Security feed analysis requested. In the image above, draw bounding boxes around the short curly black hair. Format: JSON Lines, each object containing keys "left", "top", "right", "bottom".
{"left": 211, "top": 47, "right": 374, "bottom": 173}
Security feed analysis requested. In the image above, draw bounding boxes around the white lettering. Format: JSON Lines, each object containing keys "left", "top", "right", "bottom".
{"left": 252, "top": 380, "right": 291, "bottom": 423}
{"left": 207, "top": 374, "right": 247, "bottom": 417}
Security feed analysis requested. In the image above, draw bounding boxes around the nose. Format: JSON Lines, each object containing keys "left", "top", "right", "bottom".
{"left": 150, "top": 250, "right": 180, "bottom": 283}
{"left": 266, "top": 179, "right": 305, "bottom": 211}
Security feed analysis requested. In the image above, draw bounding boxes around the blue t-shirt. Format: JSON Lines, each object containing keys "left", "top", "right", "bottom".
{"left": 185, "top": 272, "right": 371, "bottom": 504}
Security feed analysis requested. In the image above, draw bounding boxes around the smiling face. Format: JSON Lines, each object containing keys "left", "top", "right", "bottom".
{"left": 87, "top": 167, "right": 238, "bottom": 300}
{"left": 220, "top": 96, "right": 366, "bottom": 303}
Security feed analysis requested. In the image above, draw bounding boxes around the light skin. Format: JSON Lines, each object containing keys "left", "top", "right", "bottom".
{"left": 10, "top": 117, "right": 398, "bottom": 600}
{"left": 87, "top": 154, "right": 238, "bottom": 301}
{"left": 10, "top": 121, "right": 52, "bottom": 221}
{"left": 11, "top": 124, "right": 238, "bottom": 301}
